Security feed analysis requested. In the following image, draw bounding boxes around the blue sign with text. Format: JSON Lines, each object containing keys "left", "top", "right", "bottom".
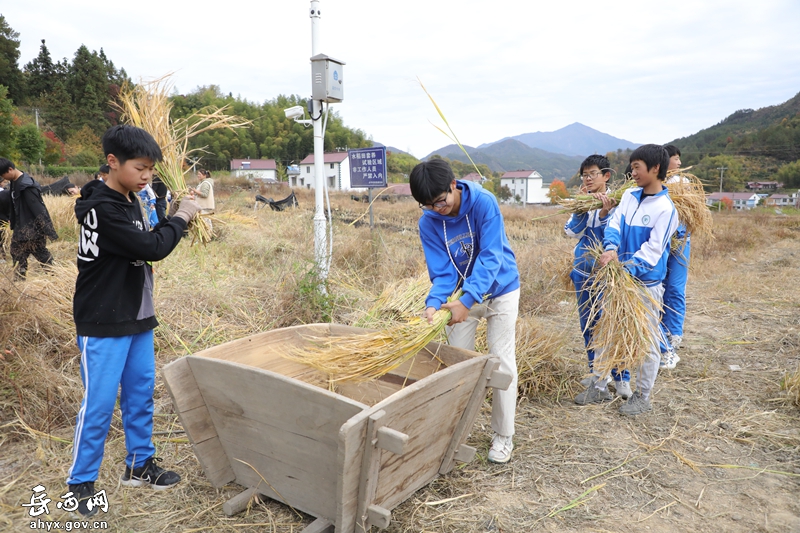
{"left": 349, "top": 146, "right": 387, "bottom": 188}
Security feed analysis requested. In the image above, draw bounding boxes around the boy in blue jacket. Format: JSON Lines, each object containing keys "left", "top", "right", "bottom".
{"left": 574, "top": 145, "right": 679, "bottom": 415}
{"left": 67, "top": 125, "right": 199, "bottom": 516}
{"left": 410, "top": 159, "right": 520, "bottom": 464}
{"left": 660, "top": 144, "right": 688, "bottom": 369}
{"left": 565, "top": 155, "right": 631, "bottom": 400}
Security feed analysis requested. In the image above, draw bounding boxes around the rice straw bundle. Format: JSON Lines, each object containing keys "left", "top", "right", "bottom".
{"left": 782, "top": 365, "right": 800, "bottom": 406}
{"left": 0, "top": 220, "right": 10, "bottom": 256}
{"left": 584, "top": 243, "right": 662, "bottom": 379}
{"left": 115, "top": 74, "right": 250, "bottom": 244}
{"left": 665, "top": 168, "right": 713, "bottom": 240}
{"left": 556, "top": 180, "right": 635, "bottom": 215}
{"left": 354, "top": 271, "right": 431, "bottom": 329}
{"left": 283, "top": 289, "right": 460, "bottom": 384}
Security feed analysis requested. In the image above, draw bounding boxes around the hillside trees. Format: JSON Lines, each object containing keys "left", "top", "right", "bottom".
{"left": 0, "top": 15, "right": 25, "bottom": 104}
{"left": 15, "top": 123, "right": 45, "bottom": 164}
{"left": 0, "top": 85, "right": 16, "bottom": 157}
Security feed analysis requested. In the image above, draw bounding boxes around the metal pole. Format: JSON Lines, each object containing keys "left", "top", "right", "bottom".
{"left": 368, "top": 188, "right": 374, "bottom": 231}
{"left": 35, "top": 108, "right": 42, "bottom": 166}
{"left": 717, "top": 166, "right": 727, "bottom": 211}
{"left": 310, "top": 0, "right": 328, "bottom": 283}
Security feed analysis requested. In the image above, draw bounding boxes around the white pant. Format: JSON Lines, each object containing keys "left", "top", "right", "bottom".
{"left": 446, "top": 289, "right": 519, "bottom": 437}
{"left": 594, "top": 283, "right": 663, "bottom": 400}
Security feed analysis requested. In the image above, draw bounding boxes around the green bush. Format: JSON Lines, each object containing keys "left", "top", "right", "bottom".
{"left": 43, "top": 165, "right": 98, "bottom": 177}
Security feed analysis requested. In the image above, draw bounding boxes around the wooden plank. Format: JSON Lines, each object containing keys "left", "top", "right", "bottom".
{"left": 162, "top": 357, "right": 205, "bottom": 412}
{"left": 300, "top": 517, "right": 334, "bottom": 533}
{"left": 161, "top": 357, "right": 234, "bottom": 487}
{"left": 193, "top": 437, "right": 235, "bottom": 487}
{"left": 369, "top": 356, "right": 488, "bottom": 510}
{"left": 355, "top": 411, "right": 385, "bottom": 532}
{"left": 188, "top": 357, "right": 366, "bottom": 449}
{"left": 224, "top": 436, "right": 335, "bottom": 520}
{"left": 223, "top": 487, "right": 259, "bottom": 516}
{"left": 207, "top": 404, "right": 338, "bottom": 483}
{"left": 487, "top": 369, "right": 513, "bottom": 391}
{"left": 377, "top": 427, "right": 408, "bottom": 456}
{"left": 335, "top": 379, "right": 403, "bottom": 406}
{"left": 336, "top": 408, "right": 370, "bottom": 533}
{"left": 453, "top": 444, "right": 476, "bottom": 463}
{"left": 367, "top": 505, "right": 392, "bottom": 529}
{"left": 439, "top": 358, "right": 499, "bottom": 475}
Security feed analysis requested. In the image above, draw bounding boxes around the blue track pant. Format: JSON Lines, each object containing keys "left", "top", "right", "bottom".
{"left": 67, "top": 331, "right": 157, "bottom": 485}
{"left": 662, "top": 239, "right": 690, "bottom": 339}
{"left": 571, "top": 270, "right": 629, "bottom": 382}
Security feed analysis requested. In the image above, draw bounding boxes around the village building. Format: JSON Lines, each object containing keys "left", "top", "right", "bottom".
{"left": 230, "top": 158, "right": 278, "bottom": 182}
{"left": 745, "top": 181, "right": 784, "bottom": 190}
{"left": 297, "top": 152, "right": 359, "bottom": 190}
{"left": 706, "top": 192, "right": 760, "bottom": 210}
{"left": 499, "top": 170, "right": 551, "bottom": 205}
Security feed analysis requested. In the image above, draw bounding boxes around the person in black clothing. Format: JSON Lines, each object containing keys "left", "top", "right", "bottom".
{"left": 67, "top": 124, "right": 199, "bottom": 517}
{"left": 0, "top": 180, "right": 9, "bottom": 261}
{"left": 151, "top": 173, "right": 168, "bottom": 222}
{"left": 0, "top": 158, "right": 58, "bottom": 279}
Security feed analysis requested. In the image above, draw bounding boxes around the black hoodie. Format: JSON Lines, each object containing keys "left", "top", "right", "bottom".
{"left": 9, "top": 172, "right": 58, "bottom": 242}
{"left": 73, "top": 180, "right": 188, "bottom": 337}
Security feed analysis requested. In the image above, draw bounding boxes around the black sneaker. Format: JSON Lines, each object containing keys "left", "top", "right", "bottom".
{"left": 121, "top": 456, "right": 181, "bottom": 490}
{"left": 67, "top": 481, "right": 98, "bottom": 518}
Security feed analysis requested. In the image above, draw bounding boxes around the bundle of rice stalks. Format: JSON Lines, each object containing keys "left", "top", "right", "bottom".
{"left": 666, "top": 168, "right": 713, "bottom": 240}
{"left": 0, "top": 220, "right": 10, "bottom": 256}
{"left": 556, "top": 180, "right": 635, "bottom": 215}
{"left": 283, "top": 289, "right": 459, "bottom": 384}
{"left": 353, "top": 271, "right": 431, "bottom": 329}
{"left": 781, "top": 364, "right": 800, "bottom": 406}
{"left": 115, "top": 74, "right": 250, "bottom": 244}
{"left": 584, "top": 244, "right": 662, "bottom": 379}
{"left": 43, "top": 194, "right": 79, "bottom": 240}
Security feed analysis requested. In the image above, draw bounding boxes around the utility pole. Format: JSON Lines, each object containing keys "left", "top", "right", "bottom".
{"left": 716, "top": 166, "right": 727, "bottom": 211}
{"left": 310, "top": 0, "right": 328, "bottom": 286}
{"left": 35, "top": 108, "right": 42, "bottom": 166}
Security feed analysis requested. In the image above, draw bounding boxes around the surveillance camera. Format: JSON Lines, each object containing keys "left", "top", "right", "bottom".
{"left": 284, "top": 106, "right": 305, "bottom": 120}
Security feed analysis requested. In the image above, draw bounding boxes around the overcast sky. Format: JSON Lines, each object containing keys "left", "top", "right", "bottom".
{"left": 5, "top": 1, "right": 800, "bottom": 158}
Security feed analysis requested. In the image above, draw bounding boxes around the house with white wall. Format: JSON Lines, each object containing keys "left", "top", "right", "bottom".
{"left": 297, "top": 152, "right": 357, "bottom": 190}
{"left": 706, "top": 192, "right": 760, "bottom": 210}
{"left": 499, "top": 170, "right": 550, "bottom": 204}
{"left": 230, "top": 159, "right": 278, "bottom": 181}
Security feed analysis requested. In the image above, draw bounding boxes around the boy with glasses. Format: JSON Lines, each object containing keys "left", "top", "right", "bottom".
{"left": 410, "top": 159, "right": 520, "bottom": 463}
{"left": 565, "top": 155, "right": 631, "bottom": 402}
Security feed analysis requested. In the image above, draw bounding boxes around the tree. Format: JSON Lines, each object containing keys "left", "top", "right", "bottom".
{"left": 0, "top": 15, "right": 25, "bottom": 104}
{"left": 720, "top": 197, "right": 734, "bottom": 211}
{"left": 67, "top": 45, "right": 110, "bottom": 133}
{"left": 65, "top": 125, "right": 103, "bottom": 166}
{"left": 498, "top": 185, "right": 512, "bottom": 202}
{"left": 42, "top": 130, "right": 66, "bottom": 165}
{"left": 15, "top": 124, "right": 45, "bottom": 165}
{"left": 24, "top": 39, "right": 55, "bottom": 100}
{"left": 41, "top": 77, "right": 75, "bottom": 141}
{"left": 0, "top": 85, "right": 16, "bottom": 157}
{"left": 548, "top": 179, "right": 569, "bottom": 204}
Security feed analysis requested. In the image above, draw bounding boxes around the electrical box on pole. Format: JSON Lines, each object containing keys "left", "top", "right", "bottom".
{"left": 311, "top": 54, "right": 345, "bottom": 102}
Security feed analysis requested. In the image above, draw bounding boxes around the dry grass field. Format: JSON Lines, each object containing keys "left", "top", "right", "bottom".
{"left": 1, "top": 182, "right": 799, "bottom": 532}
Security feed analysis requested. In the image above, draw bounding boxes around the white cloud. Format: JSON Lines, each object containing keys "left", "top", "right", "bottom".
{"left": 5, "top": 0, "right": 799, "bottom": 157}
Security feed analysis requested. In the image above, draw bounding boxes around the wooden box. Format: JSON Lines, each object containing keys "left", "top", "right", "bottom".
{"left": 162, "top": 324, "right": 510, "bottom": 533}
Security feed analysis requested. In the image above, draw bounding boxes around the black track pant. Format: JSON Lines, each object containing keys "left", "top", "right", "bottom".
{"left": 11, "top": 237, "right": 53, "bottom": 278}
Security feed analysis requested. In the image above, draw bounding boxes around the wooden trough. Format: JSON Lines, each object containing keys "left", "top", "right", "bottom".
{"left": 162, "top": 323, "right": 511, "bottom": 533}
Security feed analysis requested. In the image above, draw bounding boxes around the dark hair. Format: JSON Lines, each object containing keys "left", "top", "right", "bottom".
{"left": 0, "top": 158, "right": 16, "bottom": 176}
{"left": 409, "top": 159, "right": 455, "bottom": 205}
{"left": 579, "top": 154, "right": 611, "bottom": 177}
{"left": 630, "top": 144, "right": 669, "bottom": 180}
{"left": 101, "top": 125, "right": 163, "bottom": 165}
{"left": 98, "top": 164, "right": 110, "bottom": 174}
{"left": 663, "top": 144, "right": 681, "bottom": 158}
{"left": 198, "top": 169, "right": 211, "bottom": 179}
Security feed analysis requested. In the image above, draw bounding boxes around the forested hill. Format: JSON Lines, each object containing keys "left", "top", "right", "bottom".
{"left": 672, "top": 91, "right": 800, "bottom": 160}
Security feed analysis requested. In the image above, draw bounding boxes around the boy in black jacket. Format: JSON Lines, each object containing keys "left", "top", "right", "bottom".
{"left": 67, "top": 125, "right": 199, "bottom": 517}
{"left": 0, "top": 158, "right": 58, "bottom": 279}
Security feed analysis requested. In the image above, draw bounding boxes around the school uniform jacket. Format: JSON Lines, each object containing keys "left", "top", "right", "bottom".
{"left": 602, "top": 185, "right": 679, "bottom": 287}
{"left": 419, "top": 180, "right": 520, "bottom": 310}
{"left": 73, "top": 180, "right": 187, "bottom": 337}
{"left": 564, "top": 207, "right": 614, "bottom": 277}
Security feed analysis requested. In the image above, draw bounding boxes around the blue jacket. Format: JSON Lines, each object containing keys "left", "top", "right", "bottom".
{"left": 603, "top": 185, "right": 679, "bottom": 287}
{"left": 419, "top": 180, "right": 520, "bottom": 310}
{"left": 564, "top": 207, "right": 613, "bottom": 277}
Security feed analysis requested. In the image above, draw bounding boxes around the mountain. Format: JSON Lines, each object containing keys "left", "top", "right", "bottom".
{"left": 424, "top": 139, "right": 583, "bottom": 180}
{"left": 372, "top": 141, "right": 409, "bottom": 156}
{"left": 480, "top": 122, "right": 640, "bottom": 157}
{"left": 671, "top": 91, "right": 800, "bottom": 161}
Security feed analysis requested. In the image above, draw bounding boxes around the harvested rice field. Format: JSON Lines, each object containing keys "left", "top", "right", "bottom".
{"left": 1, "top": 184, "right": 799, "bottom": 532}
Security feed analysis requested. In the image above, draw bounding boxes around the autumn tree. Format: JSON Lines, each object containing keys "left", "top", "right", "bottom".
{"left": 548, "top": 179, "right": 569, "bottom": 204}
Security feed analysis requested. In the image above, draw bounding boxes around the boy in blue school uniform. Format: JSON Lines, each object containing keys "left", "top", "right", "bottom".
{"left": 67, "top": 125, "right": 199, "bottom": 516}
{"left": 574, "top": 145, "right": 679, "bottom": 415}
{"left": 565, "top": 155, "right": 631, "bottom": 400}
{"left": 660, "top": 144, "right": 688, "bottom": 369}
{"left": 410, "top": 159, "right": 520, "bottom": 464}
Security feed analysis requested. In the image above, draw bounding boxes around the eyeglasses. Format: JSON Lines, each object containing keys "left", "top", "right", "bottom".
{"left": 580, "top": 170, "right": 604, "bottom": 180}
{"left": 419, "top": 191, "right": 450, "bottom": 210}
